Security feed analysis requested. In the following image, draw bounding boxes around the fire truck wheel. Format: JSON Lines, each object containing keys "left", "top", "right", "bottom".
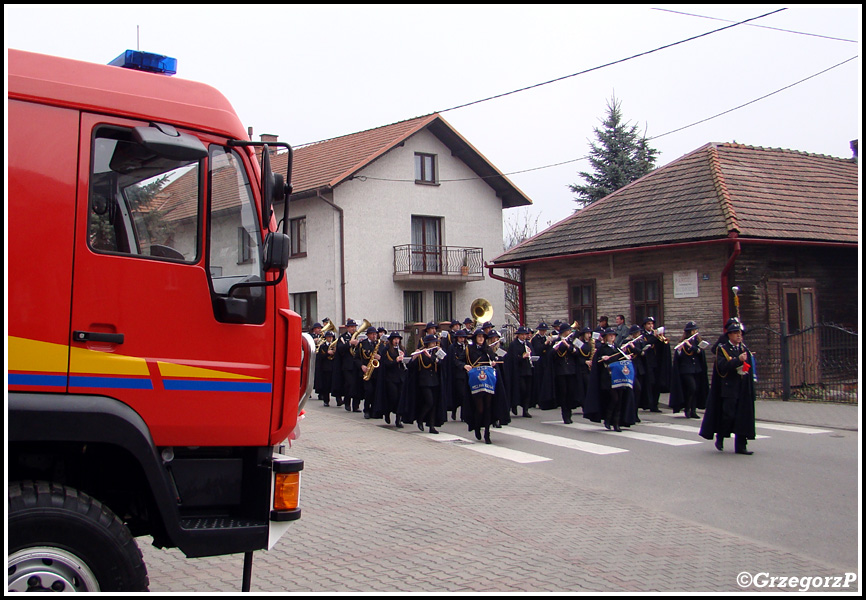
{"left": 8, "top": 481, "right": 149, "bottom": 592}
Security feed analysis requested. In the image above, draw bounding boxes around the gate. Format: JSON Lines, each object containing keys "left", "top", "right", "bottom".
{"left": 747, "top": 323, "right": 858, "bottom": 403}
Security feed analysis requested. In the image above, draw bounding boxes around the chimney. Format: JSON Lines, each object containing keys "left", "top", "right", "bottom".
{"left": 252, "top": 133, "right": 279, "bottom": 163}
{"left": 850, "top": 139, "right": 858, "bottom": 159}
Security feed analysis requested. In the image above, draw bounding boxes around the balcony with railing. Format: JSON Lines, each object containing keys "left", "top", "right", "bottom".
{"left": 393, "top": 245, "right": 484, "bottom": 282}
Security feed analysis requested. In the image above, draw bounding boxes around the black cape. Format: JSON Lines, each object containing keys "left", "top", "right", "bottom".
{"left": 699, "top": 342, "right": 756, "bottom": 440}
{"left": 581, "top": 349, "right": 637, "bottom": 427}
{"left": 668, "top": 345, "right": 709, "bottom": 414}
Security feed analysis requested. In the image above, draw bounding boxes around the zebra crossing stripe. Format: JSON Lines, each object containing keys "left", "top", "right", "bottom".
{"left": 548, "top": 421, "right": 702, "bottom": 446}
{"left": 753, "top": 423, "right": 832, "bottom": 434}
{"left": 643, "top": 422, "right": 772, "bottom": 440}
{"left": 419, "top": 431, "right": 553, "bottom": 463}
{"left": 495, "top": 426, "right": 628, "bottom": 455}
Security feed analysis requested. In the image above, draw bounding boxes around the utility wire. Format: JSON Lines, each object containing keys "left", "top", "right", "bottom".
{"left": 435, "top": 8, "right": 787, "bottom": 114}
{"left": 647, "top": 55, "right": 859, "bottom": 141}
{"left": 351, "top": 54, "right": 858, "bottom": 184}
{"left": 651, "top": 7, "right": 858, "bottom": 43}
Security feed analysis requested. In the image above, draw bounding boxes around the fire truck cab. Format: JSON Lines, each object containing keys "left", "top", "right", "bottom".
{"left": 7, "top": 49, "right": 314, "bottom": 592}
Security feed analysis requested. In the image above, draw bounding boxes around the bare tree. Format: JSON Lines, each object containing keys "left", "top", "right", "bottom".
{"left": 502, "top": 208, "right": 541, "bottom": 326}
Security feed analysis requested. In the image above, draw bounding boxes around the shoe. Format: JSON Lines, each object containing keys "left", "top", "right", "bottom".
{"left": 451, "top": 411, "right": 457, "bottom": 421}
{"left": 344, "top": 404, "right": 351, "bottom": 412}
{"left": 715, "top": 435, "right": 724, "bottom": 452}
{"left": 736, "top": 448, "right": 754, "bottom": 455}
{"left": 384, "top": 413, "right": 390, "bottom": 424}
{"left": 417, "top": 421, "right": 424, "bottom": 431}
{"left": 690, "top": 411, "right": 699, "bottom": 419}
{"left": 603, "top": 421, "right": 610, "bottom": 430}
{"left": 493, "top": 422, "right": 501, "bottom": 428}
{"left": 650, "top": 408, "right": 663, "bottom": 413}
{"left": 635, "top": 416, "right": 641, "bottom": 423}
{"left": 523, "top": 411, "right": 532, "bottom": 418}
{"left": 323, "top": 401, "right": 330, "bottom": 407}
{"left": 429, "top": 427, "right": 439, "bottom": 434}
{"left": 484, "top": 432, "right": 492, "bottom": 444}
{"left": 353, "top": 409, "right": 362, "bottom": 413}
{"left": 396, "top": 421, "right": 404, "bottom": 429}
{"left": 613, "top": 425, "right": 622, "bottom": 432}
{"left": 336, "top": 399, "right": 344, "bottom": 407}
{"left": 475, "top": 429, "right": 481, "bottom": 440}
{"left": 511, "top": 406, "right": 518, "bottom": 416}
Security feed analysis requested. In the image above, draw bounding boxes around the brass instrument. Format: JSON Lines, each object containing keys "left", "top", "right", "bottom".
{"left": 362, "top": 336, "right": 384, "bottom": 381}
{"left": 653, "top": 326, "right": 669, "bottom": 344}
{"left": 469, "top": 298, "right": 493, "bottom": 328}
{"left": 350, "top": 319, "right": 372, "bottom": 343}
{"left": 315, "top": 320, "right": 338, "bottom": 349}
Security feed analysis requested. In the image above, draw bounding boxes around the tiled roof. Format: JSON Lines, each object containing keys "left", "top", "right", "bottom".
{"left": 272, "top": 113, "right": 532, "bottom": 208}
{"left": 493, "top": 143, "right": 858, "bottom": 264}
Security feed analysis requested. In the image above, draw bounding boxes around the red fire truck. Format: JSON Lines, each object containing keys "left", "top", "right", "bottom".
{"left": 7, "top": 49, "right": 315, "bottom": 592}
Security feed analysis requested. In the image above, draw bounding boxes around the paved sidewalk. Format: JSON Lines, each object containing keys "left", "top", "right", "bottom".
{"left": 139, "top": 402, "right": 860, "bottom": 593}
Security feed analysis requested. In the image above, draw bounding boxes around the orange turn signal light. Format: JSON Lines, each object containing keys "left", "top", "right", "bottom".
{"left": 274, "top": 472, "right": 300, "bottom": 511}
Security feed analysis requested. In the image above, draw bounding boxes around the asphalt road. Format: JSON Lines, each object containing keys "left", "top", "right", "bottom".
{"left": 138, "top": 398, "right": 860, "bottom": 593}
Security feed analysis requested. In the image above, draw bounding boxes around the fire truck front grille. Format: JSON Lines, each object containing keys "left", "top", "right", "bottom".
{"left": 180, "top": 518, "right": 266, "bottom": 530}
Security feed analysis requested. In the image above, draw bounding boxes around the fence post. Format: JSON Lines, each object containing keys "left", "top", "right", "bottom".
{"left": 780, "top": 321, "right": 790, "bottom": 401}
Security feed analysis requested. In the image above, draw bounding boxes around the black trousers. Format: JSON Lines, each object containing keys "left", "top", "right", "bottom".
{"left": 555, "top": 375, "right": 576, "bottom": 421}
{"left": 680, "top": 373, "right": 698, "bottom": 413}
{"left": 605, "top": 388, "right": 625, "bottom": 427}
{"left": 417, "top": 386, "right": 438, "bottom": 426}
{"left": 515, "top": 375, "right": 532, "bottom": 410}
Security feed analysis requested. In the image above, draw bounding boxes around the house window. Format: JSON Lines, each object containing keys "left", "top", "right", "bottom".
{"left": 434, "top": 291, "right": 453, "bottom": 324}
{"left": 414, "top": 153, "right": 437, "bottom": 184}
{"left": 289, "top": 217, "right": 306, "bottom": 257}
{"left": 569, "top": 280, "right": 595, "bottom": 329}
{"left": 238, "top": 227, "right": 253, "bottom": 264}
{"left": 291, "top": 292, "right": 317, "bottom": 330}
{"left": 631, "top": 274, "right": 663, "bottom": 325}
{"left": 404, "top": 291, "right": 423, "bottom": 324}
{"left": 410, "top": 216, "right": 442, "bottom": 273}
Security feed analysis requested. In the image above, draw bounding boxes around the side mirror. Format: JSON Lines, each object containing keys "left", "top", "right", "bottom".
{"left": 262, "top": 231, "right": 290, "bottom": 272}
{"left": 261, "top": 147, "right": 286, "bottom": 228}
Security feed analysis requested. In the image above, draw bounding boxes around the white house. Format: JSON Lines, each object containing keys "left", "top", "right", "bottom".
{"left": 264, "top": 113, "right": 533, "bottom": 331}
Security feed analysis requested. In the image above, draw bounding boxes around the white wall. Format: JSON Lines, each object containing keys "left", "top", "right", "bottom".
{"left": 280, "top": 128, "right": 512, "bottom": 327}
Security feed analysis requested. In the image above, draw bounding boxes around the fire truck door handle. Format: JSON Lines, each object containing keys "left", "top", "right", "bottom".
{"left": 73, "top": 330, "right": 125, "bottom": 344}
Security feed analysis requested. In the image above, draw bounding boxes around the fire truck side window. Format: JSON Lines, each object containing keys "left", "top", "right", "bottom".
{"left": 89, "top": 127, "right": 200, "bottom": 261}
{"left": 207, "top": 145, "right": 266, "bottom": 324}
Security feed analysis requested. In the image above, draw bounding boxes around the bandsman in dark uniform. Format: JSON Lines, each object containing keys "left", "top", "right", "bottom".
{"left": 401, "top": 334, "right": 446, "bottom": 434}
{"left": 335, "top": 319, "right": 361, "bottom": 413}
{"left": 416, "top": 321, "right": 437, "bottom": 351}
{"left": 358, "top": 326, "right": 383, "bottom": 419}
{"left": 548, "top": 322, "right": 581, "bottom": 424}
{"left": 374, "top": 331, "right": 406, "bottom": 428}
{"left": 634, "top": 316, "right": 671, "bottom": 413}
{"left": 447, "top": 328, "right": 470, "bottom": 421}
{"left": 574, "top": 326, "right": 594, "bottom": 406}
{"left": 669, "top": 321, "right": 708, "bottom": 419}
{"left": 314, "top": 329, "right": 337, "bottom": 406}
{"left": 505, "top": 326, "right": 534, "bottom": 418}
{"left": 531, "top": 323, "right": 552, "bottom": 409}
{"left": 699, "top": 320, "right": 756, "bottom": 455}
{"left": 457, "top": 329, "right": 500, "bottom": 443}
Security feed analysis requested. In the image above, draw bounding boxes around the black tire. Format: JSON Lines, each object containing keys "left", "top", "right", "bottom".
{"left": 8, "top": 481, "right": 149, "bottom": 592}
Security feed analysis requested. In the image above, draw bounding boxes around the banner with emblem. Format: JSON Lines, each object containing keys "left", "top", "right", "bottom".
{"left": 468, "top": 365, "right": 497, "bottom": 395}
{"left": 608, "top": 359, "right": 635, "bottom": 389}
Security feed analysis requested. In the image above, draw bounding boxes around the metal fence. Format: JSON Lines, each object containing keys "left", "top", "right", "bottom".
{"left": 393, "top": 245, "right": 484, "bottom": 277}
{"left": 746, "top": 323, "right": 858, "bottom": 403}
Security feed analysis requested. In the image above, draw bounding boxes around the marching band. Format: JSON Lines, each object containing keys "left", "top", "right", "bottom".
{"left": 310, "top": 292, "right": 756, "bottom": 454}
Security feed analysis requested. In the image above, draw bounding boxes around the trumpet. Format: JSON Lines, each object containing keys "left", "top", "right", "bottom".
{"left": 315, "top": 320, "right": 338, "bottom": 349}
{"left": 653, "top": 327, "right": 669, "bottom": 344}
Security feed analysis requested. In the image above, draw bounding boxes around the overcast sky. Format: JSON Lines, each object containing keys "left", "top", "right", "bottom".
{"left": 5, "top": 4, "right": 861, "bottom": 230}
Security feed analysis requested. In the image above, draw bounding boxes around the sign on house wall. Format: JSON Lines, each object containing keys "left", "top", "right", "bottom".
{"left": 673, "top": 269, "right": 699, "bottom": 298}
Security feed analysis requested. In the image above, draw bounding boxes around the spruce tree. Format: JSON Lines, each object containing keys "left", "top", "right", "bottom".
{"left": 569, "top": 95, "right": 659, "bottom": 208}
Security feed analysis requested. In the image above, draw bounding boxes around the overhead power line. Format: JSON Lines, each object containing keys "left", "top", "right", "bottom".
{"left": 435, "top": 8, "right": 787, "bottom": 114}
{"left": 651, "top": 7, "right": 859, "bottom": 43}
{"left": 351, "top": 55, "right": 858, "bottom": 185}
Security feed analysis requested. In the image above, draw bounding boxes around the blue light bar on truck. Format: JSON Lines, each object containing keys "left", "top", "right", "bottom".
{"left": 109, "top": 50, "right": 177, "bottom": 76}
